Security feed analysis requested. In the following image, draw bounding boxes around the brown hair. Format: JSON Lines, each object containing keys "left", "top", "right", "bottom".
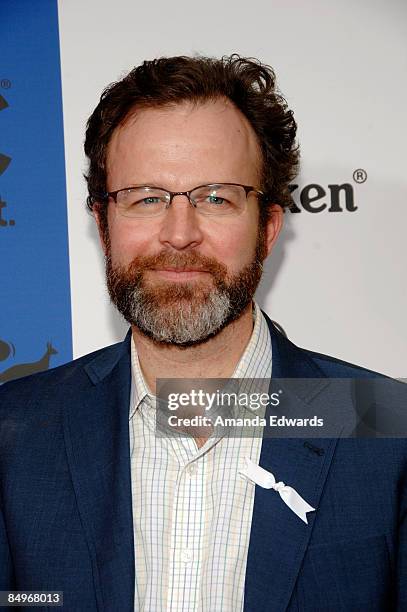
{"left": 84, "top": 54, "right": 299, "bottom": 231}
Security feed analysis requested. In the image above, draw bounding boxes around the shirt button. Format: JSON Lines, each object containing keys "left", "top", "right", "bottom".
{"left": 181, "top": 549, "right": 192, "bottom": 564}
{"left": 187, "top": 463, "right": 197, "bottom": 476}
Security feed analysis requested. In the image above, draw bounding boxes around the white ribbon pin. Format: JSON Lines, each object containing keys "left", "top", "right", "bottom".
{"left": 239, "top": 457, "right": 316, "bottom": 524}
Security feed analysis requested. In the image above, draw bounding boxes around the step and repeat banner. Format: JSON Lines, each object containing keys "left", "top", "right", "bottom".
{"left": 0, "top": 0, "right": 71, "bottom": 383}
{"left": 1, "top": 0, "right": 406, "bottom": 379}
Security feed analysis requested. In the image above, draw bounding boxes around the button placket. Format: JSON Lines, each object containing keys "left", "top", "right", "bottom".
{"left": 167, "top": 456, "right": 205, "bottom": 611}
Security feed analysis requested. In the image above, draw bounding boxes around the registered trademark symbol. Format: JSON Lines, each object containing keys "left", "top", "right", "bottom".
{"left": 353, "top": 168, "right": 367, "bottom": 183}
{"left": 0, "top": 79, "right": 11, "bottom": 89}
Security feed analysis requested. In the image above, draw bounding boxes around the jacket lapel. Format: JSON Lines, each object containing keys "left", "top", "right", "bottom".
{"left": 243, "top": 312, "right": 341, "bottom": 612}
{"left": 62, "top": 332, "right": 134, "bottom": 612}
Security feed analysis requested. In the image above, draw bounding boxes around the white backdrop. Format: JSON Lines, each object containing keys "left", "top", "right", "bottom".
{"left": 58, "top": 0, "right": 407, "bottom": 377}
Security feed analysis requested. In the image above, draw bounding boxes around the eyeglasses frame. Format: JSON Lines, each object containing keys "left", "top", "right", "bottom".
{"left": 88, "top": 182, "right": 267, "bottom": 214}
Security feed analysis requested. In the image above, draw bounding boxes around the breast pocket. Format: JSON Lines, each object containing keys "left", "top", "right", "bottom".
{"left": 293, "top": 534, "right": 395, "bottom": 612}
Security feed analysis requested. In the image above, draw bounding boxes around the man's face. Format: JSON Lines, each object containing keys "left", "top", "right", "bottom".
{"left": 95, "top": 98, "right": 282, "bottom": 346}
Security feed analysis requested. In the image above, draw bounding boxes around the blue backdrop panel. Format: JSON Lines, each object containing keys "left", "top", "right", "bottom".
{"left": 0, "top": 0, "right": 72, "bottom": 382}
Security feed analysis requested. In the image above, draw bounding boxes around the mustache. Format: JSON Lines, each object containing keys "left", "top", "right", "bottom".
{"left": 121, "top": 251, "right": 229, "bottom": 279}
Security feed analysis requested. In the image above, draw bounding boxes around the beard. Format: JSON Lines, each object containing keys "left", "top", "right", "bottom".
{"left": 105, "top": 227, "right": 267, "bottom": 347}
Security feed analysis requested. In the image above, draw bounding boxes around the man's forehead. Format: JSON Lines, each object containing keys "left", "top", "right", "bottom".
{"left": 110, "top": 98, "right": 260, "bottom": 152}
{"left": 106, "top": 98, "right": 262, "bottom": 186}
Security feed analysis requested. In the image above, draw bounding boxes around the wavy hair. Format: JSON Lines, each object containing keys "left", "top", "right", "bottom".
{"left": 84, "top": 54, "right": 299, "bottom": 231}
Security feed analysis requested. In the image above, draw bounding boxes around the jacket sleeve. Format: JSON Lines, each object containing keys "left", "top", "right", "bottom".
{"left": 0, "top": 501, "right": 15, "bottom": 589}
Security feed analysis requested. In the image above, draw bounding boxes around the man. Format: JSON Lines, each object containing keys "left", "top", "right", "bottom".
{"left": 0, "top": 55, "right": 406, "bottom": 611}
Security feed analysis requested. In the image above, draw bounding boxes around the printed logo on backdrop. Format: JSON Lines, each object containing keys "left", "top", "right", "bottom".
{"left": 0, "top": 79, "right": 58, "bottom": 383}
{"left": 0, "top": 339, "right": 58, "bottom": 383}
{"left": 0, "top": 0, "right": 72, "bottom": 384}
{"left": 0, "top": 94, "right": 11, "bottom": 173}
{"left": 0, "top": 88, "right": 15, "bottom": 228}
{"left": 289, "top": 170, "right": 367, "bottom": 213}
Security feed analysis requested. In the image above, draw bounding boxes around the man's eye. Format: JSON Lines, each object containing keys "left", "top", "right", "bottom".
{"left": 207, "top": 195, "right": 225, "bottom": 205}
{"left": 137, "top": 197, "right": 162, "bottom": 205}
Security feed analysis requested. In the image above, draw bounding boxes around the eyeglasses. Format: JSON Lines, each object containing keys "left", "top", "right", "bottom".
{"left": 91, "top": 183, "right": 266, "bottom": 218}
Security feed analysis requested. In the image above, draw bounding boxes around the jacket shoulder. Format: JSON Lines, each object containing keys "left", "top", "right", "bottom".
{"left": 263, "top": 310, "right": 389, "bottom": 380}
{"left": 301, "top": 346, "right": 388, "bottom": 379}
{"left": 0, "top": 339, "right": 126, "bottom": 410}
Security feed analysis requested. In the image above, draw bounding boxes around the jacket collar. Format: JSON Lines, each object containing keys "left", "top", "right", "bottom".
{"left": 84, "top": 328, "right": 133, "bottom": 385}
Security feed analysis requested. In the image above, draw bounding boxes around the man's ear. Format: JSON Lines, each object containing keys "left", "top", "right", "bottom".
{"left": 92, "top": 203, "right": 109, "bottom": 256}
{"left": 264, "top": 203, "right": 284, "bottom": 257}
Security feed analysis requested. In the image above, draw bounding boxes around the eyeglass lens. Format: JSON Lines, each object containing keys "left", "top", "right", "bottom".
{"left": 115, "top": 184, "right": 250, "bottom": 218}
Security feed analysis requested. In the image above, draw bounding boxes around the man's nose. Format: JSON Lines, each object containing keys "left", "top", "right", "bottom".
{"left": 158, "top": 195, "right": 204, "bottom": 250}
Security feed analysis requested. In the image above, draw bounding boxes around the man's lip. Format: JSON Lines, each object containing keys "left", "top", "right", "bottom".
{"left": 148, "top": 268, "right": 210, "bottom": 280}
{"left": 151, "top": 268, "right": 207, "bottom": 272}
{"left": 152, "top": 268, "right": 208, "bottom": 272}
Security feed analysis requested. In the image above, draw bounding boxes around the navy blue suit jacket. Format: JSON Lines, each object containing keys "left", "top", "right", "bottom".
{"left": 0, "top": 312, "right": 406, "bottom": 611}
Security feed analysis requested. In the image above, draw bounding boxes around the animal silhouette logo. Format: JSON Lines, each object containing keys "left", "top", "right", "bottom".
{"left": 0, "top": 341, "right": 58, "bottom": 383}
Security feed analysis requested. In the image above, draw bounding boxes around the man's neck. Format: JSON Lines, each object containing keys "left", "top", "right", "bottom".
{"left": 131, "top": 302, "right": 255, "bottom": 395}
